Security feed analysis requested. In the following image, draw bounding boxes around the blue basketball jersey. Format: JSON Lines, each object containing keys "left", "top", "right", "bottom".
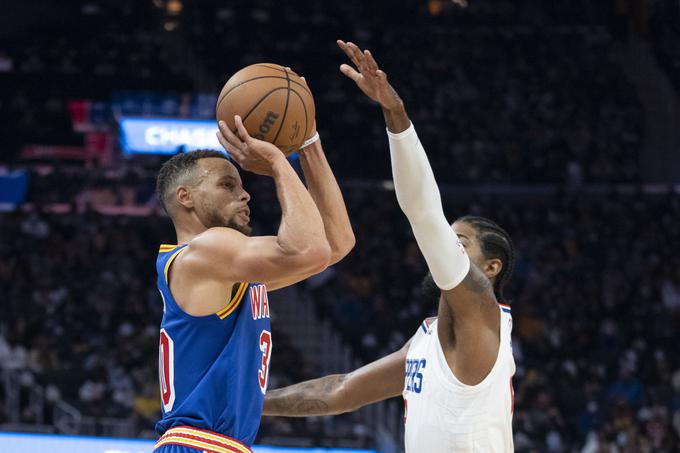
{"left": 154, "top": 244, "right": 272, "bottom": 448}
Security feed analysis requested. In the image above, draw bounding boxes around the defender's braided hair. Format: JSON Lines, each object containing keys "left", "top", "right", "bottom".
{"left": 456, "top": 215, "right": 515, "bottom": 304}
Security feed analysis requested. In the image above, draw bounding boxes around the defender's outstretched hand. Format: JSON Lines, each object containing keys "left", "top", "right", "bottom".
{"left": 337, "top": 40, "right": 403, "bottom": 112}
{"left": 217, "top": 116, "right": 285, "bottom": 176}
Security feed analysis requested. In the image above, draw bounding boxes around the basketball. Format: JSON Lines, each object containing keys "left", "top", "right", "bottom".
{"left": 216, "top": 63, "right": 316, "bottom": 156}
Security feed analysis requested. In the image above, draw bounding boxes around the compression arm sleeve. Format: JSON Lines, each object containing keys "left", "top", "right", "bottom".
{"left": 387, "top": 123, "right": 470, "bottom": 290}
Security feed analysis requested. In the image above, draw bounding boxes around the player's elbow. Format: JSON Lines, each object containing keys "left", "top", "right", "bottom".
{"left": 305, "top": 242, "right": 333, "bottom": 273}
{"left": 329, "top": 232, "right": 355, "bottom": 265}
{"left": 288, "top": 241, "right": 331, "bottom": 274}
{"left": 333, "top": 374, "right": 365, "bottom": 414}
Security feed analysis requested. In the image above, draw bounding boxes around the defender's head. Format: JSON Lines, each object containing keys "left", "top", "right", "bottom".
{"left": 156, "top": 150, "right": 251, "bottom": 235}
{"left": 422, "top": 215, "right": 515, "bottom": 304}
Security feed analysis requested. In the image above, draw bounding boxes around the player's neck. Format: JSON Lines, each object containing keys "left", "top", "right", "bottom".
{"left": 174, "top": 220, "right": 207, "bottom": 245}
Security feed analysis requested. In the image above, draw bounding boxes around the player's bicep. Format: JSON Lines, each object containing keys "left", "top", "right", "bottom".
{"left": 341, "top": 346, "right": 408, "bottom": 411}
{"left": 183, "top": 228, "right": 320, "bottom": 284}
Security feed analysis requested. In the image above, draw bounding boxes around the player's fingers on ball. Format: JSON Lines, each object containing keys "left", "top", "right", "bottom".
{"left": 216, "top": 130, "right": 231, "bottom": 150}
{"left": 218, "top": 121, "right": 241, "bottom": 146}
{"left": 219, "top": 130, "right": 240, "bottom": 153}
{"left": 233, "top": 115, "right": 251, "bottom": 142}
{"left": 227, "top": 147, "right": 244, "bottom": 165}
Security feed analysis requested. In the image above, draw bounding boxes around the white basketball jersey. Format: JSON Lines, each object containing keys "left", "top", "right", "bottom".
{"left": 403, "top": 305, "right": 515, "bottom": 452}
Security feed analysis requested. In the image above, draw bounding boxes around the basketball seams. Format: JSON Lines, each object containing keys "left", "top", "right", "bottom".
{"left": 288, "top": 88, "right": 309, "bottom": 149}
{"left": 216, "top": 76, "right": 312, "bottom": 109}
{"left": 216, "top": 64, "right": 314, "bottom": 155}
{"left": 241, "top": 87, "right": 289, "bottom": 123}
{"left": 254, "top": 63, "right": 290, "bottom": 74}
{"left": 271, "top": 68, "right": 291, "bottom": 144}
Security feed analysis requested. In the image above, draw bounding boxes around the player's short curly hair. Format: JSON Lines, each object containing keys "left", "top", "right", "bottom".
{"left": 156, "top": 150, "right": 228, "bottom": 215}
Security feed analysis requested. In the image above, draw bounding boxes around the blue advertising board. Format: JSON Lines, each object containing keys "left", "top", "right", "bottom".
{"left": 119, "top": 117, "right": 222, "bottom": 155}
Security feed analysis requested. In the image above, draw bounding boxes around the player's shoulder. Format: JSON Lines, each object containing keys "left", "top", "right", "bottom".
{"left": 191, "top": 227, "right": 244, "bottom": 249}
{"left": 179, "top": 227, "right": 245, "bottom": 262}
{"left": 166, "top": 229, "right": 241, "bottom": 282}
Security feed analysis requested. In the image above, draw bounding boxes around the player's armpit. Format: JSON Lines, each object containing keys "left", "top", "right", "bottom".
{"left": 441, "top": 263, "right": 502, "bottom": 385}
{"left": 442, "top": 262, "right": 496, "bottom": 315}
{"left": 181, "top": 227, "right": 330, "bottom": 286}
{"left": 263, "top": 345, "right": 408, "bottom": 417}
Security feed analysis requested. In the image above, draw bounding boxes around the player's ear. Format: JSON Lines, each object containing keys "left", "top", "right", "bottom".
{"left": 483, "top": 258, "right": 502, "bottom": 280}
{"left": 176, "top": 185, "right": 194, "bottom": 209}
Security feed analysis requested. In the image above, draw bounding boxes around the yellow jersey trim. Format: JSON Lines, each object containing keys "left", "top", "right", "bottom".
{"left": 216, "top": 282, "right": 248, "bottom": 319}
{"left": 155, "top": 426, "right": 251, "bottom": 453}
{"left": 163, "top": 247, "right": 186, "bottom": 283}
{"left": 159, "top": 243, "right": 178, "bottom": 252}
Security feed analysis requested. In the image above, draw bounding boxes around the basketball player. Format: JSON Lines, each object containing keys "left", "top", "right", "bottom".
{"left": 262, "top": 42, "right": 516, "bottom": 452}
{"left": 153, "top": 114, "right": 355, "bottom": 453}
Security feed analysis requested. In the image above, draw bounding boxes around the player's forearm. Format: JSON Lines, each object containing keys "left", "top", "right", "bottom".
{"left": 299, "top": 141, "right": 355, "bottom": 264}
{"left": 387, "top": 122, "right": 470, "bottom": 290}
{"left": 263, "top": 374, "right": 349, "bottom": 417}
{"left": 271, "top": 158, "right": 331, "bottom": 263}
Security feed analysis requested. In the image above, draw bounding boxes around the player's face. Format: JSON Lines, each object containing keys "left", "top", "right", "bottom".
{"left": 420, "top": 221, "right": 489, "bottom": 303}
{"left": 192, "top": 158, "right": 252, "bottom": 235}
{"left": 452, "top": 221, "right": 485, "bottom": 267}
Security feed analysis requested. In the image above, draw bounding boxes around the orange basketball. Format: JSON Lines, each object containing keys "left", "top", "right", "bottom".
{"left": 216, "top": 64, "right": 315, "bottom": 156}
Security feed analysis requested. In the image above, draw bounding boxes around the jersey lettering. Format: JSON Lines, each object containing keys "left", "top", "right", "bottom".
{"left": 250, "top": 284, "right": 270, "bottom": 320}
{"left": 159, "top": 329, "right": 176, "bottom": 412}
{"left": 405, "top": 358, "right": 426, "bottom": 393}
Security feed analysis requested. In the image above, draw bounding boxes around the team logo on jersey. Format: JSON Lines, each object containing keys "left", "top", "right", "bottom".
{"left": 250, "top": 284, "right": 270, "bottom": 320}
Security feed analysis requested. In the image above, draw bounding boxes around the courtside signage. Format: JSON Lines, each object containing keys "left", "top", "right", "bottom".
{"left": 119, "top": 117, "right": 221, "bottom": 154}
{"left": 0, "top": 433, "right": 376, "bottom": 453}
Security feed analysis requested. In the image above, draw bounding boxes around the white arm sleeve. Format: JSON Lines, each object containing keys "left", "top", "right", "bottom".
{"left": 388, "top": 123, "right": 470, "bottom": 290}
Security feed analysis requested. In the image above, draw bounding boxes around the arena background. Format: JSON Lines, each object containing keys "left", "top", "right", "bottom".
{"left": 1, "top": 0, "right": 680, "bottom": 452}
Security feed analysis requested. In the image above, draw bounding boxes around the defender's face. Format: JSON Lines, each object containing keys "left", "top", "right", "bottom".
{"left": 421, "top": 220, "right": 485, "bottom": 303}
{"left": 452, "top": 221, "right": 485, "bottom": 269}
{"left": 192, "top": 158, "right": 251, "bottom": 234}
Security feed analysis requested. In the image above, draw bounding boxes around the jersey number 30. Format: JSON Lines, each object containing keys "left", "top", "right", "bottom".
{"left": 159, "top": 329, "right": 273, "bottom": 409}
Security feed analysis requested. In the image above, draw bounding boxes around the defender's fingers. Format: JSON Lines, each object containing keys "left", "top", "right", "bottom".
{"left": 364, "top": 50, "right": 379, "bottom": 72}
{"left": 339, "top": 63, "right": 362, "bottom": 82}
{"left": 347, "top": 42, "right": 367, "bottom": 68}
{"left": 338, "top": 40, "right": 361, "bottom": 69}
